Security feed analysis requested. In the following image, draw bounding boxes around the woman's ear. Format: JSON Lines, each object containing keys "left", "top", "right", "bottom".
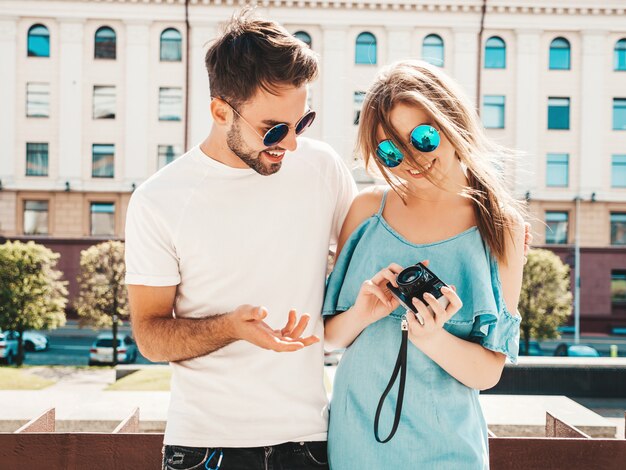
{"left": 210, "top": 99, "right": 231, "bottom": 126}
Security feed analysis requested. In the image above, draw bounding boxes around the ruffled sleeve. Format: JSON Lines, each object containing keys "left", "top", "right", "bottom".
{"left": 469, "top": 252, "right": 521, "bottom": 363}
{"left": 322, "top": 218, "right": 374, "bottom": 317}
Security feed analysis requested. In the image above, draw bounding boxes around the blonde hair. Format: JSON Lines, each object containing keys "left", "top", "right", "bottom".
{"left": 357, "top": 59, "right": 524, "bottom": 261}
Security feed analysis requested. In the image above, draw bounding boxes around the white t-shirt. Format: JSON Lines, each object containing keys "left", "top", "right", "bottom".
{"left": 125, "top": 138, "right": 357, "bottom": 448}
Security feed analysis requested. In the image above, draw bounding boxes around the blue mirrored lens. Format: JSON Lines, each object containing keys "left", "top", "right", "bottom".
{"left": 264, "top": 124, "right": 289, "bottom": 147}
{"left": 375, "top": 140, "right": 403, "bottom": 167}
{"left": 410, "top": 125, "right": 440, "bottom": 152}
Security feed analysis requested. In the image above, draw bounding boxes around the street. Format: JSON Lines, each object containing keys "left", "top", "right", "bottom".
{"left": 14, "top": 321, "right": 626, "bottom": 366}
{"left": 21, "top": 320, "right": 157, "bottom": 366}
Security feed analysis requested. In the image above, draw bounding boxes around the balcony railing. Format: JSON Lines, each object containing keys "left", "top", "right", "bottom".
{"left": 1, "top": 407, "right": 625, "bottom": 469}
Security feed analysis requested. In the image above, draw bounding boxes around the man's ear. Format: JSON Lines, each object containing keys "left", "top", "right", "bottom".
{"left": 211, "top": 99, "right": 231, "bottom": 125}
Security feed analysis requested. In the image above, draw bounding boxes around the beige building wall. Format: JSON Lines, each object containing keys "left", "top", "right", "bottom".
{"left": 0, "top": 0, "right": 625, "bottom": 247}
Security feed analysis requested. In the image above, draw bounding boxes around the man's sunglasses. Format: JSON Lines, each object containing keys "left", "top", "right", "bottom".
{"left": 221, "top": 99, "right": 316, "bottom": 147}
{"left": 375, "top": 124, "right": 441, "bottom": 168}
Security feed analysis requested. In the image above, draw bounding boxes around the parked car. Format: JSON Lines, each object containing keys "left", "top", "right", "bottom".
{"left": 518, "top": 339, "right": 544, "bottom": 356}
{"left": 0, "top": 331, "right": 18, "bottom": 365}
{"left": 6, "top": 331, "right": 49, "bottom": 352}
{"left": 88, "top": 333, "right": 138, "bottom": 366}
{"left": 553, "top": 343, "right": 600, "bottom": 357}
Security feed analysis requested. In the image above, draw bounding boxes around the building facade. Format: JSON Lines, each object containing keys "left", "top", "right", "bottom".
{"left": 0, "top": 0, "right": 625, "bottom": 330}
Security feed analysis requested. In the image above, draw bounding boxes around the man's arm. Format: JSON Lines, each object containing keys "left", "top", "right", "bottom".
{"left": 128, "top": 285, "right": 319, "bottom": 363}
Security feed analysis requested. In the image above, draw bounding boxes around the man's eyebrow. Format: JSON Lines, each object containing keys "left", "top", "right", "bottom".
{"left": 261, "top": 119, "right": 287, "bottom": 126}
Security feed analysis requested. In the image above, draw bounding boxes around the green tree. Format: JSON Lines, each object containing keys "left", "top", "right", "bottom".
{"left": 75, "top": 241, "right": 128, "bottom": 365}
{"left": 518, "top": 248, "right": 573, "bottom": 354}
{"left": 0, "top": 241, "right": 67, "bottom": 366}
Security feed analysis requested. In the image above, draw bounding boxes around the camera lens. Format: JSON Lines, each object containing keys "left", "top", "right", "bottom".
{"left": 397, "top": 265, "right": 424, "bottom": 287}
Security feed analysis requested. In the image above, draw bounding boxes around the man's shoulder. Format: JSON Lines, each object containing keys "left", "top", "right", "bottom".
{"left": 130, "top": 148, "right": 203, "bottom": 208}
{"left": 291, "top": 137, "right": 342, "bottom": 163}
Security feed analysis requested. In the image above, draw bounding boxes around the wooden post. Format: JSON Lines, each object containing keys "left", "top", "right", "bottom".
{"left": 15, "top": 408, "right": 55, "bottom": 433}
{"left": 112, "top": 407, "right": 140, "bottom": 434}
{"left": 545, "top": 412, "right": 591, "bottom": 438}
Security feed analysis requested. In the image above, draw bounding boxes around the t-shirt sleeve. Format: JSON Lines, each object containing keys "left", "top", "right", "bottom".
{"left": 124, "top": 189, "right": 181, "bottom": 286}
{"left": 329, "top": 152, "right": 358, "bottom": 248}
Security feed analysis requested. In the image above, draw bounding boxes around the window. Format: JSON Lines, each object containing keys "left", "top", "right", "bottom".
{"left": 615, "top": 39, "right": 626, "bottom": 71}
{"left": 545, "top": 211, "right": 568, "bottom": 244}
{"left": 26, "top": 143, "right": 48, "bottom": 176}
{"left": 294, "top": 31, "right": 312, "bottom": 48}
{"left": 160, "top": 28, "right": 182, "bottom": 61}
{"left": 546, "top": 154, "right": 569, "bottom": 187}
{"left": 23, "top": 201, "right": 48, "bottom": 235}
{"left": 26, "top": 83, "right": 49, "bottom": 118}
{"left": 549, "top": 37, "right": 570, "bottom": 70}
{"left": 92, "top": 144, "right": 114, "bottom": 178}
{"left": 355, "top": 32, "right": 377, "bottom": 65}
{"left": 353, "top": 91, "right": 365, "bottom": 125}
{"left": 482, "top": 95, "right": 505, "bottom": 129}
{"left": 94, "top": 26, "right": 116, "bottom": 59}
{"left": 611, "top": 213, "right": 626, "bottom": 245}
{"left": 159, "top": 87, "right": 183, "bottom": 121}
{"left": 422, "top": 34, "right": 444, "bottom": 67}
{"left": 612, "top": 155, "right": 626, "bottom": 188}
{"left": 90, "top": 202, "right": 115, "bottom": 237}
{"left": 613, "top": 98, "right": 626, "bottom": 130}
{"left": 612, "top": 271, "right": 626, "bottom": 305}
{"left": 27, "top": 24, "right": 49, "bottom": 57}
{"left": 548, "top": 97, "right": 570, "bottom": 130}
{"left": 93, "top": 86, "right": 116, "bottom": 119}
{"left": 485, "top": 36, "right": 506, "bottom": 69}
{"left": 157, "top": 145, "right": 181, "bottom": 169}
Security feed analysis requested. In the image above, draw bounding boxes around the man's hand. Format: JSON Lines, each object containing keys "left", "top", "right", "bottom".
{"left": 231, "top": 305, "right": 320, "bottom": 352}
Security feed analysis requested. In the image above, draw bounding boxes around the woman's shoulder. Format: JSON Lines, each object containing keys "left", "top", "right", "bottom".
{"left": 344, "top": 186, "right": 387, "bottom": 229}
{"left": 336, "top": 185, "right": 387, "bottom": 256}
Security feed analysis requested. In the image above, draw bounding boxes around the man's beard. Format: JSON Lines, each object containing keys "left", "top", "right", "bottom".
{"left": 226, "top": 120, "right": 282, "bottom": 176}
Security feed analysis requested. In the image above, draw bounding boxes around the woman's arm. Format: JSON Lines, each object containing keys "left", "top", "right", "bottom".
{"left": 407, "top": 216, "right": 526, "bottom": 390}
{"left": 324, "top": 188, "right": 389, "bottom": 350}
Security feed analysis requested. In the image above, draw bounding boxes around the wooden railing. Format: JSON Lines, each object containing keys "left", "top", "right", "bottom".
{"left": 1, "top": 409, "right": 625, "bottom": 469}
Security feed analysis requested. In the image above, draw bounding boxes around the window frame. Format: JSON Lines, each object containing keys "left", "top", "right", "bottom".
{"left": 25, "top": 142, "right": 49, "bottom": 177}
{"left": 27, "top": 24, "right": 50, "bottom": 58}
{"left": 484, "top": 36, "right": 506, "bottom": 69}
{"left": 422, "top": 34, "right": 444, "bottom": 67}
{"left": 26, "top": 82, "right": 50, "bottom": 118}
{"left": 546, "top": 153, "right": 569, "bottom": 188}
{"left": 548, "top": 97, "right": 571, "bottom": 130}
{"left": 482, "top": 95, "right": 506, "bottom": 129}
{"left": 92, "top": 143, "right": 115, "bottom": 178}
{"left": 549, "top": 37, "right": 571, "bottom": 70}
{"left": 160, "top": 28, "right": 182, "bottom": 62}
{"left": 355, "top": 32, "right": 377, "bottom": 65}
{"left": 94, "top": 26, "right": 116, "bottom": 60}
{"left": 610, "top": 212, "right": 626, "bottom": 246}
{"left": 23, "top": 200, "right": 49, "bottom": 236}
{"left": 545, "top": 211, "right": 569, "bottom": 244}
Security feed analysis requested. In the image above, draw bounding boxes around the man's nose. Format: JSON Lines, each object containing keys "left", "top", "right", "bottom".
{"left": 281, "top": 129, "right": 298, "bottom": 152}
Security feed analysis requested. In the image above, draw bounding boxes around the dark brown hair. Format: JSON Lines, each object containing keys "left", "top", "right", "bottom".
{"left": 205, "top": 8, "right": 318, "bottom": 108}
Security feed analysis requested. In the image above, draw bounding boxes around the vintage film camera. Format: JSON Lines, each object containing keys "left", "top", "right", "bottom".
{"left": 387, "top": 262, "right": 450, "bottom": 325}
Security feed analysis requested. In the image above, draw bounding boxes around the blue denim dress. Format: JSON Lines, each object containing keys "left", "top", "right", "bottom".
{"left": 322, "top": 190, "right": 520, "bottom": 470}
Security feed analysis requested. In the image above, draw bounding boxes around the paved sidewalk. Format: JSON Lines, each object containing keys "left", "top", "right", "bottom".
{"left": 2, "top": 366, "right": 622, "bottom": 437}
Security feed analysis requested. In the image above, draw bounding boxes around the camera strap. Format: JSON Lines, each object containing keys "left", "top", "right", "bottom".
{"left": 374, "top": 314, "right": 408, "bottom": 443}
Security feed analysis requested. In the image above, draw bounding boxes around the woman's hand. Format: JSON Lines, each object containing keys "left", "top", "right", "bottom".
{"left": 352, "top": 263, "right": 403, "bottom": 325}
{"left": 406, "top": 285, "right": 463, "bottom": 344}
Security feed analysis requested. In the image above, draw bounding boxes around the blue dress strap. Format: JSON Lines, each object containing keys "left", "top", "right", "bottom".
{"left": 377, "top": 188, "right": 390, "bottom": 216}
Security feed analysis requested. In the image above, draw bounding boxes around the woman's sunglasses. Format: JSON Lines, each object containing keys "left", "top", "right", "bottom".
{"left": 222, "top": 98, "right": 316, "bottom": 147}
{"left": 375, "top": 124, "right": 441, "bottom": 168}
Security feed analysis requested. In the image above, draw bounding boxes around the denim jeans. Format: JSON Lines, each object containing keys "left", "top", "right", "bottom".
{"left": 162, "top": 441, "right": 328, "bottom": 470}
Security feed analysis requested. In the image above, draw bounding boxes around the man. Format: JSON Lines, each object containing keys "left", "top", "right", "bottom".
{"left": 125, "top": 10, "right": 357, "bottom": 470}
